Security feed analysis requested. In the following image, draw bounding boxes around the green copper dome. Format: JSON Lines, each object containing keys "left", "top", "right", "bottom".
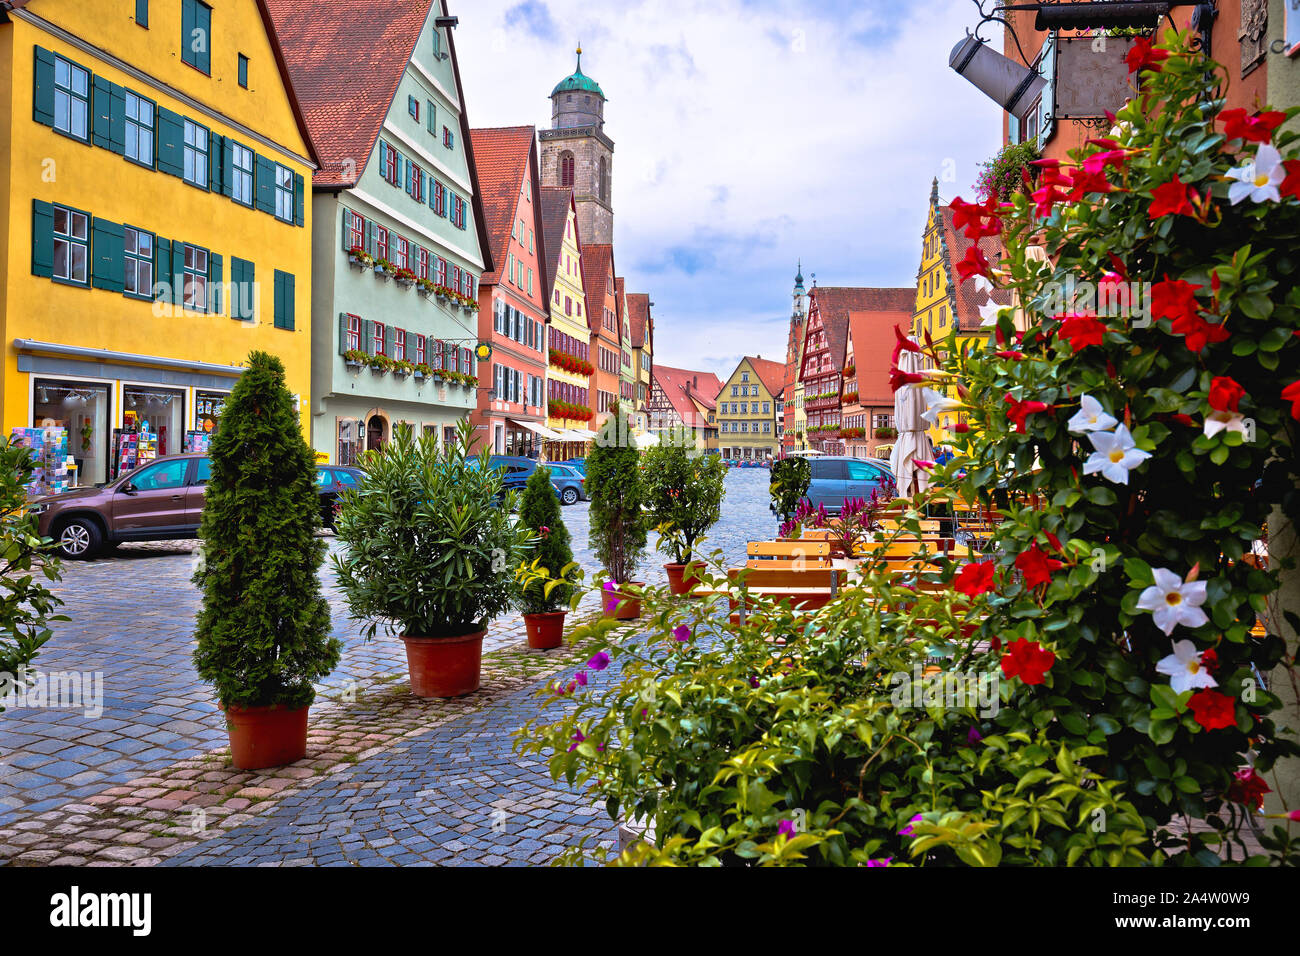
{"left": 551, "top": 48, "right": 605, "bottom": 98}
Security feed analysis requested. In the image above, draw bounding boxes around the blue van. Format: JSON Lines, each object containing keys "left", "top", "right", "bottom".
{"left": 804, "top": 456, "right": 895, "bottom": 514}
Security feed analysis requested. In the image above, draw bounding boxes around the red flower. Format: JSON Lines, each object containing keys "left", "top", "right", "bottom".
{"left": 1199, "top": 648, "right": 1219, "bottom": 674}
{"left": 994, "top": 350, "right": 1025, "bottom": 360}
{"left": 1148, "top": 175, "right": 1194, "bottom": 219}
{"left": 1227, "top": 768, "right": 1272, "bottom": 811}
{"left": 1016, "top": 544, "right": 1063, "bottom": 589}
{"left": 1066, "top": 166, "right": 1114, "bottom": 201}
{"left": 1032, "top": 184, "right": 1069, "bottom": 219}
{"left": 1218, "top": 108, "right": 1286, "bottom": 144}
{"left": 1171, "top": 312, "right": 1230, "bottom": 353}
{"left": 953, "top": 561, "right": 996, "bottom": 597}
{"left": 1056, "top": 313, "right": 1107, "bottom": 351}
{"left": 1004, "top": 394, "right": 1049, "bottom": 433}
{"left": 956, "top": 245, "right": 991, "bottom": 282}
{"left": 1188, "top": 689, "right": 1237, "bottom": 731}
{"left": 1001, "top": 639, "right": 1056, "bottom": 685}
{"left": 1151, "top": 277, "right": 1202, "bottom": 323}
{"left": 890, "top": 368, "right": 925, "bottom": 392}
{"left": 1282, "top": 381, "right": 1300, "bottom": 421}
{"left": 1082, "top": 149, "right": 1128, "bottom": 177}
{"left": 1282, "top": 160, "right": 1300, "bottom": 201}
{"left": 1207, "top": 376, "right": 1245, "bottom": 413}
{"left": 1125, "top": 35, "right": 1170, "bottom": 74}
{"left": 951, "top": 195, "right": 1002, "bottom": 239}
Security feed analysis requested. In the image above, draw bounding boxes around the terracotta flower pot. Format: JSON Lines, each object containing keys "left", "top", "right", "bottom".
{"left": 602, "top": 581, "right": 644, "bottom": 620}
{"left": 664, "top": 562, "right": 704, "bottom": 596}
{"left": 401, "top": 630, "right": 485, "bottom": 698}
{"left": 222, "top": 703, "right": 308, "bottom": 770}
{"left": 523, "top": 611, "right": 566, "bottom": 650}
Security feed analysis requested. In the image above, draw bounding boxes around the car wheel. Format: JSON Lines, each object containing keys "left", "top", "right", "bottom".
{"left": 54, "top": 517, "right": 102, "bottom": 559}
{"left": 561, "top": 487, "right": 579, "bottom": 506}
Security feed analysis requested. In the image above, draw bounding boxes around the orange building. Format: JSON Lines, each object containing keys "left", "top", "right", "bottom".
{"left": 582, "top": 243, "right": 621, "bottom": 430}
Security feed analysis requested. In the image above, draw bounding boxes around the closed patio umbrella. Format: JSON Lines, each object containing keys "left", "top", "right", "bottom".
{"left": 889, "top": 342, "right": 935, "bottom": 499}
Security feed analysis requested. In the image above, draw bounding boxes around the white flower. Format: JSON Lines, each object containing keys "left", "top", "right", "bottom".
{"left": 920, "top": 388, "right": 962, "bottom": 425}
{"left": 978, "top": 298, "right": 1004, "bottom": 327}
{"left": 1068, "top": 394, "right": 1119, "bottom": 434}
{"left": 972, "top": 275, "right": 995, "bottom": 296}
{"left": 1155, "top": 639, "right": 1218, "bottom": 694}
{"left": 1083, "top": 424, "right": 1150, "bottom": 484}
{"left": 1137, "top": 569, "right": 1209, "bottom": 636}
{"left": 1203, "top": 410, "right": 1247, "bottom": 439}
{"left": 1227, "top": 144, "right": 1284, "bottom": 206}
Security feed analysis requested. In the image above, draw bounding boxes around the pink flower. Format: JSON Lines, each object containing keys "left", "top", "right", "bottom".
{"left": 672, "top": 625, "right": 691, "bottom": 642}
{"left": 778, "top": 819, "right": 797, "bottom": 838}
{"left": 898, "top": 813, "right": 923, "bottom": 836}
{"left": 587, "top": 652, "right": 611, "bottom": 671}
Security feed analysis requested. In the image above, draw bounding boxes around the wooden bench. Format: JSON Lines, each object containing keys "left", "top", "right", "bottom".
{"left": 746, "top": 540, "right": 833, "bottom": 569}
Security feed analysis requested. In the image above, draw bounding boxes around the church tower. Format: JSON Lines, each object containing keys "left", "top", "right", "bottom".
{"left": 539, "top": 46, "right": 614, "bottom": 245}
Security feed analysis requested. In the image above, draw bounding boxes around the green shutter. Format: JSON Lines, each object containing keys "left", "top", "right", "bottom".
{"left": 384, "top": 324, "right": 394, "bottom": 355}
{"left": 31, "top": 200, "right": 54, "bottom": 277}
{"left": 181, "top": 0, "right": 194, "bottom": 58}
{"left": 254, "top": 154, "right": 274, "bottom": 213}
{"left": 221, "top": 137, "right": 234, "bottom": 197}
{"left": 231, "top": 257, "right": 254, "bottom": 320}
{"left": 109, "top": 83, "right": 127, "bottom": 154}
{"left": 153, "top": 236, "right": 170, "bottom": 300}
{"left": 275, "top": 271, "right": 295, "bottom": 330}
{"left": 209, "top": 252, "right": 223, "bottom": 315}
{"left": 156, "top": 108, "right": 184, "bottom": 176}
{"left": 338, "top": 313, "right": 351, "bottom": 355}
{"left": 172, "top": 241, "right": 186, "bottom": 305}
{"left": 341, "top": 208, "right": 353, "bottom": 252}
{"left": 363, "top": 320, "right": 376, "bottom": 355}
{"left": 427, "top": 101, "right": 435, "bottom": 133}
{"left": 1036, "top": 33, "right": 1057, "bottom": 146}
{"left": 208, "top": 133, "right": 224, "bottom": 194}
{"left": 136, "top": 0, "right": 149, "bottom": 28}
{"left": 195, "top": 3, "right": 211, "bottom": 74}
{"left": 91, "top": 218, "right": 125, "bottom": 292}
{"left": 294, "top": 172, "right": 305, "bottom": 227}
{"left": 33, "top": 48, "right": 55, "bottom": 126}
{"left": 92, "top": 76, "right": 114, "bottom": 150}
{"left": 365, "top": 220, "right": 377, "bottom": 257}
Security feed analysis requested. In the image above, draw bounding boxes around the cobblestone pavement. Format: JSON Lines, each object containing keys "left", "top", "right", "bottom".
{"left": 0, "top": 470, "right": 773, "bottom": 826}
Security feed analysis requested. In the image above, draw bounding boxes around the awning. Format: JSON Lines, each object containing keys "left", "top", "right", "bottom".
{"left": 633, "top": 431, "right": 659, "bottom": 448}
{"left": 511, "top": 419, "right": 565, "bottom": 440}
{"left": 545, "top": 429, "right": 586, "bottom": 442}
{"left": 568, "top": 428, "right": 598, "bottom": 440}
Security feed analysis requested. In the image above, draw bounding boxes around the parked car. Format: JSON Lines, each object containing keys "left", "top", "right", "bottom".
{"left": 802, "top": 456, "right": 895, "bottom": 514}
{"left": 545, "top": 462, "right": 587, "bottom": 505}
{"left": 33, "top": 453, "right": 361, "bottom": 559}
{"left": 486, "top": 456, "right": 585, "bottom": 506}
{"left": 559, "top": 458, "right": 587, "bottom": 477}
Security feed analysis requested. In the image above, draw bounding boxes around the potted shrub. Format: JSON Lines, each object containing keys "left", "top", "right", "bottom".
{"left": 769, "top": 455, "right": 811, "bottom": 524}
{"left": 588, "top": 401, "right": 647, "bottom": 618}
{"left": 517, "top": 466, "right": 577, "bottom": 649}
{"left": 332, "top": 421, "right": 529, "bottom": 697}
{"left": 643, "top": 428, "right": 726, "bottom": 595}
{"left": 192, "top": 351, "right": 341, "bottom": 769}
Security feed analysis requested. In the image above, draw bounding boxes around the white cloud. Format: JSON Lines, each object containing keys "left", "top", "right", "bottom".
{"left": 455, "top": 0, "right": 1003, "bottom": 380}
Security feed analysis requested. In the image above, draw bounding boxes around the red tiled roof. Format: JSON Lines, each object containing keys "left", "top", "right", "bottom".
{"left": 614, "top": 277, "right": 626, "bottom": 346}
{"left": 626, "top": 294, "right": 651, "bottom": 349}
{"left": 538, "top": 186, "right": 574, "bottom": 292}
{"left": 653, "top": 364, "right": 723, "bottom": 422}
{"left": 264, "top": 0, "right": 433, "bottom": 187}
{"left": 848, "top": 310, "right": 914, "bottom": 407}
{"left": 938, "top": 205, "right": 1012, "bottom": 331}
{"left": 744, "top": 356, "right": 785, "bottom": 398}
{"left": 469, "top": 126, "right": 535, "bottom": 285}
{"left": 581, "top": 244, "right": 613, "bottom": 314}
{"left": 808, "top": 287, "right": 915, "bottom": 370}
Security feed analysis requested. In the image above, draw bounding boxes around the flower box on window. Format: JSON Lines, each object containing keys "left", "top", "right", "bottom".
{"left": 413, "top": 363, "right": 432, "bottom": 382}
{"left": 392, "top": 359, "right": 415, "bottom": 378}
{"left": 373, "top": 259, "right": 395, "bottom": 279}
{"left": 368, "top": 354, "right": 394, "bottom": 374}
{"left": 417, "top": 278, "right": 435, "bottom": 297}
{"left": 343, "top": 348, "right": 367, "bottom": 370}
{"left": 347, "top": 247, "right": 372, "bottom": 270}
{"left": 394, "top": 268, "right": 417, "bottom": 289}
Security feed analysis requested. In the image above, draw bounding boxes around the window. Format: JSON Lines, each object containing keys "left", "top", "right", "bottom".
{"left": 344, "top": 314, "right": 360, "bottom": 351}
{"left": 52, "top": 206, "right": 89, "bottom": 285}
{"left": 393, "top": 235, "right": 408, "bottom": 270}
{"left": 408, "top": 96, "right": 419, "bottom": 121}
{"left": 182, "top": 244, "right": 208, "bottom": 311}
{"left": 375, "top": 226, "right": 388, "bottom": 261}
{"left": 124, "top": 92, "right": 154, "bottom": 167}
{"left": 559, "top": 151, "right": 574, "bottom": 187}
{"left": 431, "top": 180, "right": 446, "bottom": 216}
{"left": 183, "top": 119, "right": 208, "bottom": 188}
{"left": 53, "top": 55, "right": 90, "bottom": 141}
{"left": 134, "top": 458, "right": 190, "bottom": 491}
{"left": 414, "top": 335, "right": 425, "bottom": 365}
{"left": 274, "top": 163, "right": 293, "bottom": 222}
{"left": 231, "top": 257, "right": 254, "bottom": 320}
{"left": 435, "top": 257, "right": 446, "bottom": 285}
{"left": 416, "top": 246, "right": 429, "bottom": 280}
{"left": 410, "top": 164, "right": 425, "bottom": 202}
{"left": 426, "top": 101, "right": 436, "bottom": 134}
{"left": 443, "top": 126, "right": 454, "bottom": 148}
{"left": 181, "top": 0, "right": 211, "bottom": 75}
{"left": 731, "top": 386, "right": 738, "bottom": 397}
{"left": 273, "top": 270, "right": 295, "bottom": 330}
{"left": 348, "top": 211, "right": 365, "bottom": 250}
{"left": 238, "top": 54, "right": 248, "bottom": 88}
{"left": 123, "top": 226, "right": 153, "bottom": 298}
{"left": 393, "top": 328, "right": 406, "bottom": 361}
{"left": 380, "top": 142, "right": 398, "bottom": 184}
{"left": 432, "top": 29, "right": 442, "bottom": 59}
{"left": 231, "top": 142, "right": 254, "bottom": 205}
{"left": 372, "top": 321, "right": 386, "bottom": 355}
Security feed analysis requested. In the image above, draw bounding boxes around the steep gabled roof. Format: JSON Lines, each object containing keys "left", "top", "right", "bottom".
{"left": 581, "top": 244, "right": 614, "bottom": 313}
{"left": 614, "top": 277, "right": 627, "bottom": 347}
{"left": 626, "top": 294, "right": 652, "bottom": 349}
{"left": 809, "top": 287, "right": 915, "bottom": 370}
{"left": 539, "top": 186, "right": 575, "bottom": 292}
{"left": 744, "top": 356, "right": 786, "bottom": 398}
{"left": 469, "top": 125, "right": 536, "bottom": 286}
{"left": 654, "top": 364, "right": 724, "bottom": 422}
{"left": 848, "top": 310, "right": 914, "bottom": 407}
{"left": 937, "top": 205, "right": 1013, "bottom": 331}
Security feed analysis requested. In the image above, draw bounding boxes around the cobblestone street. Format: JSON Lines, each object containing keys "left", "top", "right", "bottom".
{"left": 0, "top": 469, "right": 773, "bottom": 864}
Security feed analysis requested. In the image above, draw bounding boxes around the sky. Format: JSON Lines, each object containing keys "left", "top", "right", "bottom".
{"left": 453, "top": 0, "right": 1004, "bottom": 380}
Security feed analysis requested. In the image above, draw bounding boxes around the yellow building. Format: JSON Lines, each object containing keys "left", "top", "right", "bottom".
{"left": 0, "top": 0, "right": 317, "bottom": 488}
{"left": 717, "top": 355, "right": 784, "bottom": 461}
{"left": 624, "top": 289, "right": 653, "bottom": 433}
{"left": 539, "top": 185, "right": 593, "bottom": 459}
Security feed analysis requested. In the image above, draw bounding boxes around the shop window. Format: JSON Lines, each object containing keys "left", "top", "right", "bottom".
{"left": 182, "top": 243, "right": 208, "bottom": 311}
{"left": 124, "top": 92, "right": 154, "bottom": 167}
{"left": 231, "top": 142, "right": 254, "bottom": 206}
{"left": 183, "top": 119, "right": 208, "bottom": 188}
{"left": 31, "top": 380, "right": 112, "bottom": 487}
{"left": 53, "top": 206, "right": 90, "bottom": 285}
{"left": 123, "top": 226, "right": 154, "bottom": 298}
{"left": 53, "top": 55, "right": 90, "bottom": 141}
{"left": 274, "top": 163, "right": 294, "bottom": 222}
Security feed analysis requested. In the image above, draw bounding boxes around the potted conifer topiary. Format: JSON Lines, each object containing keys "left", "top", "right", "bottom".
{"left": 588, "top": 402, "right": 647, "bottom": 619}
{"left": 517, "top": 466, "right": 576, "bottom": 649}
{"left": 332, "top": 421, "right": 529, "bottom": 697}
{"left": 192, "top": 351, "right": 341, "bottom": 770}
{"left": 642, "top": 428, "right": 726, "bottom": 595}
